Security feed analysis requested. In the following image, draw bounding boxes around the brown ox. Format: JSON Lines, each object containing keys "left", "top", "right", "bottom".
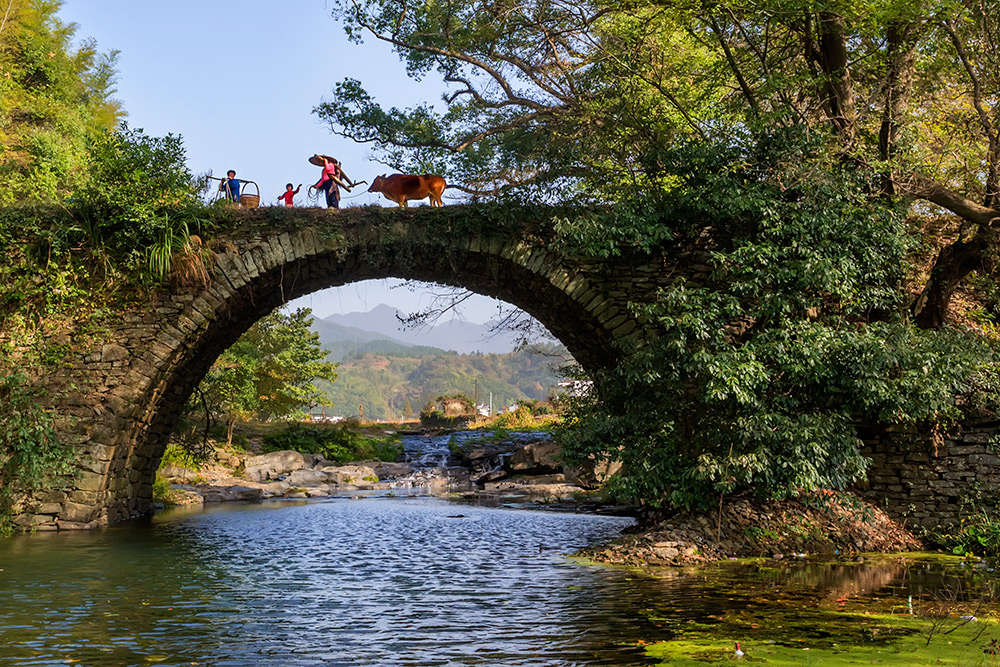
{"left": 367, "top": 174, "right": 446, "bottom": 208}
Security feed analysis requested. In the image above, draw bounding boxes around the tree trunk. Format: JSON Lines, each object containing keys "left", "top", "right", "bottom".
{"left": 817, "top": 12, "right": 858, "bottom": 145}
{"left": 879, "top": 21, "right": 919, "bottom": 193}
{"left": 913, "top": 227, "right": 996, "bottom": 328}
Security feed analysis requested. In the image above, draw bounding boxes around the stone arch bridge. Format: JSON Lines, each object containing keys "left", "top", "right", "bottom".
{"left": 22, "top": 205, "right": 684, "bottom": 530}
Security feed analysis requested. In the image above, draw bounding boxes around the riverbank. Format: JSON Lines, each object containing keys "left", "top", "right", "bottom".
{"left": 157, "top": 428, "right": 926, "bottom": 565}
{"left": 155, "top": 427, "right": 602, "bottom": 507}
{"left": 580, "top": 491, "right": 922, "bottom": 566}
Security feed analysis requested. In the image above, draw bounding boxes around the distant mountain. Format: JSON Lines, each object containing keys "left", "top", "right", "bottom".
{"left": 308, "top": 316, "right": 421, "bottom": 362}
{"left": 324, "top": 304, "right": 524, "bottom": 355}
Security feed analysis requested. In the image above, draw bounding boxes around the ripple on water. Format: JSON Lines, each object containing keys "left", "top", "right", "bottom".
{"left": 0, "top": 497, "right": 648, "bottom": 666}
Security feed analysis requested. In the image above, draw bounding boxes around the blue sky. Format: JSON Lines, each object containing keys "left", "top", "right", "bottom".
{"left": 56, "top": 0, "right": 508, "bottom": 324}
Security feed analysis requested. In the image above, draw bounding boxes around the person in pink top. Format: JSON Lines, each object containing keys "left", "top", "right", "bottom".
{"left": 313, "top": 156, "right": 341, "bottom": 209}
{"left": 277, "top": 183, "right": 302, "bottom": 206}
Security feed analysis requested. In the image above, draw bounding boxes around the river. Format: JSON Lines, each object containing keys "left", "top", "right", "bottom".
{"left": 1, "top": 434, "right": 998, "bottom": 666}
{"left": 0, "top": 497, "right": 649, "bottom": 666}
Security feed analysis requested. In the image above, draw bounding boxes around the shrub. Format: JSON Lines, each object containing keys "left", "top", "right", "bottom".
{"left": 940, "top": 511, "right": 1000, "bottom": 558}
{"left": 72, "top": 124, "right": 208, "bottom": 282}
{"left": 152, "top": 474, "right": 177, "bottom": 506}
{"left": 493, "top": 406, "right": 537, "bottom": 429}
{"left": 262, "top": 423, "right": 402, "bottom": 464}
{"left": 158, "top": 443, "right": 203, "bottom": 470}
{"left": 0, "top": 372, "right": 75, "bottom": 535}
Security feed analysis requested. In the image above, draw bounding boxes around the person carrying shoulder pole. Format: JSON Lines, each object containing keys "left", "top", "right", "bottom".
{"left": 313, "top": 155, "right": 342, "bottom": 209}
{"left": 309, "top": 153, "right": 365, "bottom": 208}
{"left": 220, "top": 169, "right": 241, "bottom": 203}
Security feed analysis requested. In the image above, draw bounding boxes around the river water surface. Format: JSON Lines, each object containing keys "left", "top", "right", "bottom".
{"left": 2, "top": 434, "right": 999, "bottom": 666}
{"left": 1, "top": 497, "right": 651, "bottom": 666}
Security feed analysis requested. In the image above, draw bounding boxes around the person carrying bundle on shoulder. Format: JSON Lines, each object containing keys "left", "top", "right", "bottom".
{"left": 311, "top": 155, "right": 342, "bottom": 209}
{"left": 309, "top": 153, "right": 365, "bottom": 209}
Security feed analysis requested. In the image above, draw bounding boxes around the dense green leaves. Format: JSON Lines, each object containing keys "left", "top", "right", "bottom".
{"left": 194, "top": 309, "right": 339, "bottom": 439}
{"left": 1, "top": 2, "right": 200, "bottom": 282}
{"left": 0, "top": 0, "right": 122, "bottom": 204}
{"left": 562, "top": 296, "right": 1000, "bottom": 509}
{"left": 262, "top": 423, "right": 402, "bottom": 465}
{"left": 556, "top": 134, "right": 997, "bottom": 509}
{"left": 72, "top": 124, "right": 204, "bottom": 275}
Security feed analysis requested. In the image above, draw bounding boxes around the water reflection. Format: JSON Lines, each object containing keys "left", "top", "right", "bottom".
{"left": 0, "top": 498, "right": 648, "bottom": 666}
{"left": 1, "top": 498, "right": 996, "bottom": 666}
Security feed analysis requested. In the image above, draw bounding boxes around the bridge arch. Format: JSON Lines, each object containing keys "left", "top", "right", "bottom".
{"left": 40, "top": 207, "right": 660, "bottom": 529}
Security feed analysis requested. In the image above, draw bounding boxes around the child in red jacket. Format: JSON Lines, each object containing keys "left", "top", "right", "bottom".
{"left": 277, "top": 183, "right": 302, "bottom": 206}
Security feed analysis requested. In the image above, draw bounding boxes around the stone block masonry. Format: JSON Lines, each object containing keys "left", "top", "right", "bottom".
{"left": 857, "top": 421, "right": 1000, "bottom": 532}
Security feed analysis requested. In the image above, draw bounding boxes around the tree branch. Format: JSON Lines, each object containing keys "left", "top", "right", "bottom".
{"left": 815, "top": 11, "right": 858, "bottom": 145}
{"left": 908, "top": 173, "right": 1000, "bottom": 227}
{"left": 943, "top": 18, "right": 996, "bottom": 144}
{"left": 878, "top": 21, "right": 921, "bottom": 193}
{"left": 348, "top": 0, "right": 549, "bottom": 112}
{"left": 707, "top": 15, "right": 760, "bottom": 118}
{"left": 942, "top": 17, "right": 1000, "bottom": 205}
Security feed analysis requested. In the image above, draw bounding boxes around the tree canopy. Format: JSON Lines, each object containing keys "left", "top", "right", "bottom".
{"left": 319, "top": 0, "right": 1000, "bottom": 325}
{"left": 318, "top": 0, "right": 1000, "bottom": 509}
{"left": 193, "top": 309, "right": 339, "bottom": 443}
{"left": 0, "top": 0, "right": 122, "bottom": 204}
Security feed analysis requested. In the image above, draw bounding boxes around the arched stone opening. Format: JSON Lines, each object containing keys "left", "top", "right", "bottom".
{"left": 64, "top": 215, "right": 653, "bottom": 527}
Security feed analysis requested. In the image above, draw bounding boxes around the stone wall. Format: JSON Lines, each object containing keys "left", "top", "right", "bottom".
{"left": 858, "top": 421, "right": 1000, "bottom": 532}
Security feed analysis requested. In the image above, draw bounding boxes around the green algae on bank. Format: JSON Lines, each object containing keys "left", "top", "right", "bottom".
{"left": 581, "top": 552, "right": 1000, "bottom": 665}
{"left": 645, "top": 618, "right": 999, "bottom": 665}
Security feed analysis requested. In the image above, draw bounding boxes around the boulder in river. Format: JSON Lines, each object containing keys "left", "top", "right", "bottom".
{"left": 321, "top": 465, "right": 378, "bottom": 485}
{"left": 482, "top": 476, "right": 583, "bottom": 499}
{"left": 566, "top": 457, "right": 623, "bottom": 489}
{"left": 362, "top": 461, "right": 415, "bottom": 479}
{"left": 284, "top": 469, "right": 329, "bottom": 487}
{"left": 260, "top": 481, "right": 291, "bottom": 498}
{"left": 244, "top": 450, "right": 311, "bottom": 481}
{"left": 508, "top": 440, "right": 562, "bottom": 474}
{"left": 159, "top": 466, "right": 201, "bottom": 484}
{"left": 201, "top": 485, "right": 264, "bottom": 503}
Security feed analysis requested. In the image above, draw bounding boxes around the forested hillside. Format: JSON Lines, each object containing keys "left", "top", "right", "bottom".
{"left": 313, "top": 344, "right": 568, "bottom": 421}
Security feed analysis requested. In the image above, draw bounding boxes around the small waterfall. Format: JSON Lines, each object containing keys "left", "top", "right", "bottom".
{"left": 380, "top": 432, "right": 469, "bottom": 492}
{"left": 390, "top": 430, "right": 554, "bottom": 491}
{"left": 401, "top": 433, "right": 455, "bottom": 469}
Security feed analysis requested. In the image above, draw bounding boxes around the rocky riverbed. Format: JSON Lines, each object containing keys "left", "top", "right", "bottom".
{"left": 158, "top": 430, "right": 924, "bottom": 566}
{"left": 157, "top": 429, "right": 609, "bottom": 506}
